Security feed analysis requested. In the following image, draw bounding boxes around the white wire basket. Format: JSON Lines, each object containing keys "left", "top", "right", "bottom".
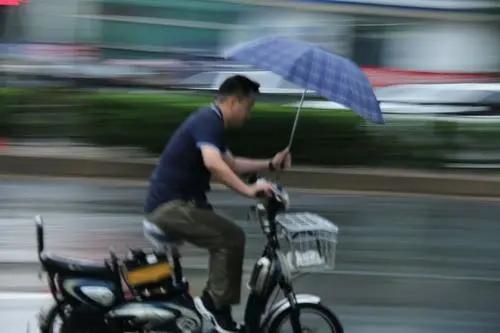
{"left": 276, "top": 212, "right": 338, "bottom": 272}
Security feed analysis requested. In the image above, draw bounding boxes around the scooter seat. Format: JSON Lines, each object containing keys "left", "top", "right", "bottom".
{"left": 41, "top": 252, "right": 112, "bottom": 277}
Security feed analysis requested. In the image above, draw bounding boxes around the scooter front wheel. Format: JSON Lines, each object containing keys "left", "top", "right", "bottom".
{"left": 267, "top": 303, "right": 343, "bottom": 333}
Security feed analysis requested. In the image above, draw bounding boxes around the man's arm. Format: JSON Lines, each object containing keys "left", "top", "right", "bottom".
{"left": 223, "top": 151, "right": 269, "bottom": 174}
{"left": 223, "top": 148, "right": 291, "bottom": 174}
{"left": 201, "top": 146, "right": 273, "bottom": 197}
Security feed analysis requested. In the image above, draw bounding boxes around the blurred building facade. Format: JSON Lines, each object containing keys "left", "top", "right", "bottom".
{"left": 2, "top": 0, "right": 500, "bottom": 73}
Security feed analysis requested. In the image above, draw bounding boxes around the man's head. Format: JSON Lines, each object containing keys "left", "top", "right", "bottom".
{"left": 216, "top": 75, "right": 260, "bottom": 127}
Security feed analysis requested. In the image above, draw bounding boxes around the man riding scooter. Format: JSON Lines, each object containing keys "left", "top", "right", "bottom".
{"left": 144, "top": 75, "right": 291, "bottom": 332}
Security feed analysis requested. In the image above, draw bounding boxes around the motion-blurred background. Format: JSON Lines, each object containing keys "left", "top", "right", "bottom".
{"left": 1, "top": 2, "right": 500, "bottom": 333}
{"left": 1, "top": 0, "right": 500, "bottom": 168}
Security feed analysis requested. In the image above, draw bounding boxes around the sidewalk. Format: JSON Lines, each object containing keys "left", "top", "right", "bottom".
{"left": 1, "top": 139, "right": 500, "bottom": 197}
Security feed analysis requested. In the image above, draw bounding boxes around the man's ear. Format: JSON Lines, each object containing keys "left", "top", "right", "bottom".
{"left": 227, "top": 95, "right": 238, "bottom": 109}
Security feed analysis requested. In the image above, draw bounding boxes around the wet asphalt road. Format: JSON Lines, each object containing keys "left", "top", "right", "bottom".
{"left": 0, "top": 176, "right": 499, "bottom": 332}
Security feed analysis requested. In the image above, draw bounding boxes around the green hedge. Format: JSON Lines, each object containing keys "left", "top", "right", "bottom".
{"left": 79, "top": 91, "right": 382, "bottom": 165}
{"left": 2, "top": 88, "right": 500, "bottom": 168}
{"left": 0, "top": 88, "right": 82, "bottom": 137}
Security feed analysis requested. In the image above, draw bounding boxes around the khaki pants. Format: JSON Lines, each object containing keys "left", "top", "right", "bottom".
{"left": 147, "top": 200, "right": 245, "bottom": 308}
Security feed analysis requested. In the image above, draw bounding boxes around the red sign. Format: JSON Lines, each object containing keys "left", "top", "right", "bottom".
{"left": 0, "top": 0, "right": 27, "bottom": 5}
{"left": 0, "top": 0, "right": 19, "bottom": 5}
{"left": 362, "top": 67, "right": 500, "bottom": 87}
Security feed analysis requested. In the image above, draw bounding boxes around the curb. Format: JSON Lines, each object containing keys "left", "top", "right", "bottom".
{"left": 1, "top": 154, "right": 500, "bottom": 197}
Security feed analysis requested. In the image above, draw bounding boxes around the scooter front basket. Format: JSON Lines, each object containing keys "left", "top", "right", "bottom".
{"left": 276, "top": 212, "right": 338, "bottom": 272}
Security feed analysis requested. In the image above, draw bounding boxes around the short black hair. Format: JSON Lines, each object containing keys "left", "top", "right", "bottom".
{"left": 217, "top": 75, "right": 260, "bottom": 101}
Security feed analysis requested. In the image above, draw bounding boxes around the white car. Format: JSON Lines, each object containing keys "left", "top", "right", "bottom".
{"left": 285, "top": 83, "right": 500, "bottom": 121}
{"left": 375, "top": 83, "right": 500, "bottom": 118}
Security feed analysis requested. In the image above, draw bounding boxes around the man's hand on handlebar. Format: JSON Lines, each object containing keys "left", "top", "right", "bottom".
{"left": 246, "top": 176, "right": 290, "bottom": 221}
{"left": 247, "top": 181, "right": 275, "bottom": 198}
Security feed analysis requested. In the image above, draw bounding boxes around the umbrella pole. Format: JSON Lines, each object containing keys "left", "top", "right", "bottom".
{"left": 276, "top": 89, "right": 307, "bottom": 182}
{"left": 287, "top": 88, "right": 307, "bottom": 149}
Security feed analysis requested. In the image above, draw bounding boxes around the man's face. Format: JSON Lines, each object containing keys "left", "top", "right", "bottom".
{"left": 230, "top": 96, "right": 255, "bottom": 127}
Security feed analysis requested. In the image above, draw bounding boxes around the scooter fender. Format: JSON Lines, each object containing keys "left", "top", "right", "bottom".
{"left": 261, "top": 294, "right": 321, "bottom": 332}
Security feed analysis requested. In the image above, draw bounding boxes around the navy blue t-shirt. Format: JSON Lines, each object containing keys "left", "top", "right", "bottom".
{"left": 144, "top": 105, "right": 226, "bottom": 213}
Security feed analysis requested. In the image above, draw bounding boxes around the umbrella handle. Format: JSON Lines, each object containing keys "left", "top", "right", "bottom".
{"left": 280, "top": 150, "right": 290, "bottom": 170}
{"left": 287, "top": 88, "right": 307, "bottom": 149}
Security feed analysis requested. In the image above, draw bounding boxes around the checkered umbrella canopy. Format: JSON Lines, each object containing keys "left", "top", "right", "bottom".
{"left": 226, "top": 36, "right": 384, "bottom": 124}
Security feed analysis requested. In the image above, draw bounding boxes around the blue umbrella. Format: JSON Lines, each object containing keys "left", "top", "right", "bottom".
{"left": 226, "top": 36, "right": 384, "bottom": 146}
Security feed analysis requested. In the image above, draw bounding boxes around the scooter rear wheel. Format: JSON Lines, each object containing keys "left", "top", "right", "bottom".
{"left": 40, "top": 303, "right": 109, "bottom": 333}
